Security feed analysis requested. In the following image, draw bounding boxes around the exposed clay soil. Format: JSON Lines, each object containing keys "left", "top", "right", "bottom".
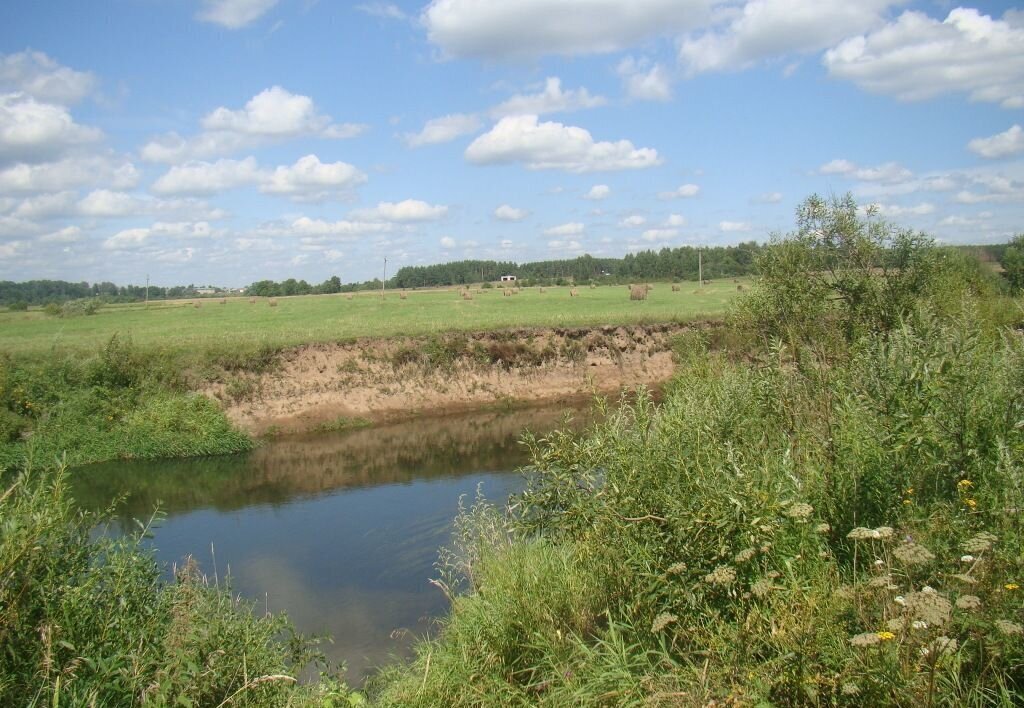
{"left": 208, "top": 323, "right": 703, "bottom": 435}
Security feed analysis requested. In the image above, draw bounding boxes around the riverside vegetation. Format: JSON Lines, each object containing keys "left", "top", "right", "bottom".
{"left": 1, "top": 194, "right": 1022, "bottom": 705}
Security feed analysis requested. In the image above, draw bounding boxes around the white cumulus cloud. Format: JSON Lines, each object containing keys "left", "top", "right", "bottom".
{"left": 544, "top": 222, "right": 584, "bottom": 237}
{"left": 404, "top": 113, "right": 481, "bottom": 147}
{"left": 720, "top": 220, "right": 752, "bottom": 232}
{"left": 465, "top": 115, "right": 660, "bottom": 173}
{"left": 197, "top": 0, "right": 279, "bottom": 29}
{"left": 494, "top": 204, "right": 527, "bottom": 221}
{"left": 818, "top": 158, "right": 912, "bottom": 183}
{"left": 617, "top": 57, "right": 673, "bottom": 102}
{"left": 490, "top": 77, "right": 606, "bottom": 118}
{"left": 968, "top": 125, "right": 1024, "bottom": 159}
{"left": 584, "top": 184, "right": 611, "bottom": 200}
{"left": 352, "top": 199, "right": 449, "bottom": 222}
{"left": 0, "top": 93, "right": 102, "bottom": 164}
{"left": 620, "top": 215, "right": 646, "bottom": 227}
{"left": 260, "top": 154, "right": 368, "bottom": 199}
{"left": 658, "top": 183, "right": 700, "bottom": 199}
{"left": 824, "top": 8, "right": 1024, "bottom": 108}
{"left": 151, "top": 157, "right": 264, "bottom": 195}
{"left": 0, "top": 51, "right": 96, "bottom": 104}
{"left": 423, "top": 0, "right": 711, "bottom": 60}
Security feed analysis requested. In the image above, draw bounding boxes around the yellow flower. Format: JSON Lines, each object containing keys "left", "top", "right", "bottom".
{"left": 877, "top": 631, "right": 896, "bottom": 641}
{"left": 1005, "top": 583, "right": 1020, "bottom": 591}
{"left": 905, "top": 487, "right": 914, "bottom": 495}
{"left": 964, "top": 499, "right": 977, "bottom": 509}
{"left": 957, "top": 479, "right": 973, "bottom": 490}
{"left": 903, "top": 499, "right": 912, "bottom": 506}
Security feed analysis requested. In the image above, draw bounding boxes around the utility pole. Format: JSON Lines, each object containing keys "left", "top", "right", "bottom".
{"left": 381, "top": 257, "right": 387, "bottom": 301}
{"left": 698, "top": 250, "right": 703, "bottom": 286}
{"left": 145, "top": 274, "right": 149, "bottom": 307}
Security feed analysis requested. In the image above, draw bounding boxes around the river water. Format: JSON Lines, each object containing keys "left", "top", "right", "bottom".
{"left": 69, "top": 405, "right": 590, "bottom": 683}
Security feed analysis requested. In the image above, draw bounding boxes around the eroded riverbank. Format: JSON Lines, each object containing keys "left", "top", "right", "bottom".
{"left": 207, "top": 322, "right": 702, "bottom": 435}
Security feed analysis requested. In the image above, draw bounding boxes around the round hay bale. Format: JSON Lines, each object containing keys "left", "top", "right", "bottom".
{"left": 630, "top": 285, "right": 647, "bottom": 301}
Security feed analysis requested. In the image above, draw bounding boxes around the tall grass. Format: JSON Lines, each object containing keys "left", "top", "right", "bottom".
{"left": 369, "top": 197, "right": 1024, "bottom": 706}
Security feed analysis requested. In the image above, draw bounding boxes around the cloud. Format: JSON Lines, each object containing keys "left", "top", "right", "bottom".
{"left": 72, "top": 190, "right": 228, "bottom": 220}
{"left": 641, "top": 227, "right": 677, "bottom": 241}
{"left": 968, "top": 125, "right": 1024, "bottom": 159}
{"left": 584, "top": 184, "right": 610, "bottom": 200}
{"left": 494, "top": 204, "right": 527, "bottom": 221}
{"left": 0, "top": 51, "right": 96, "bottom": 104}
{"left": 104, "top": 221, "right": 219, "bottom": 249}
{"left": 665, "top": 213, "right": 687, "bottom": 226}
{"left": 422, "top": 0, "right": 711, "bottom": 60}
{"left": 617, "top": 57, "right": 672, "bottom": 102}
{"left": 863, "top": 202, "right": 935, "bottom": 217}
{"left": 679, "top": 0, "right": 895, "bottom": 75}
{"left": 544, "top": 222, "right": 584, "bottom": 237}
{"left": 440, "top": 236, "right": 456, "bottom": 248}
{"left": 260, "top": 154, "right": 368, "bottom": 199}
{"left": 824, "top": 8, "right": 1024, "bottom": 108}
{"left": 356, "top": 3, "right": 409, "bottom": 21}
{"left": 0, "top": 93, "right": 103, "bottom": 164}
{"left": 351, "top": 199, "right": 448, "bottom": 222}
{"left": 39, "top": 225, "right": 82, "bottom": 243}
{"left": 658, "top": 183, "right": 700, "bottom": 199}
{"left": 284, "top": 216, "right": 394, "bottom": 237}
{"left": 719, "top": 220, "right": 752, "bottom": 232}
{"left": 465, "top": 115, "right": 660, "bottom": 173}
{"left": 620, "top": 215, "right": 646, "bottom": 227}
{"left": 404, "top": 113, "right": 481, "bottom": 147}
{"left": 490, "top": 77, "right": 606, "bottom": 117}
{"left": 818, "top": 158, "right": 912, "bottom": 182}
{"left": 0, "top": 154, "right": 139, "bottom": 193}
{"left": 151, "top": 157, "right": 264, "bottom": 195}
{"left": 141, "top": 86, "right": 365, "bottom": 163}
{"left": 755, "top": 191, "right": 783, "bottom": 203}
{"left": 197, "top": 0, "right": 279, "bottom": 28}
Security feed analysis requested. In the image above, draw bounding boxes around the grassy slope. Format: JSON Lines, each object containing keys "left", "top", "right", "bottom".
{"left": 0, "top": 281, "right": 743, "bottom": 358}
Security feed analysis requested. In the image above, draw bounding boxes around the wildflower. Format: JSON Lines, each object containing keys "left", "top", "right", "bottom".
{"left": 667, "top": 562, "right": 687, "bottom": 575}
{"left": 877, "top": 631, "right": 896, "bottom": 642}
{"left": 874, "top": 526, "right": 894, "bottom": 539}
{"left": 850, "top": 632, "right": 880, "bottom": 647}
{"left": 962, "top": 532, "right": 997, "bottom": 554}
{"left": 894, "top": 595, "right": 906, "bottom": 606}
{"left": 903, "top": 499, "right": 912, "bottom": 505}
{"left": 873, "top": 559, "right": 885, "bottom": 568}
{"left": 912, "top": 620, "right": 928, "bottom": 630}
{"left": 751, "top": 578, "right": 773, "bottom": 598}
{"left": 651, "top": 612, "right": 677, "bottom": 633}
{"left": 841, "top": 683, "right": 860, "bottom": 697}
{"left": 964, "top": 498, "right": 977, "bottom": 509}
{"left": 893, "top": 542, "right": 935, "bottom": 566}
{"left": 905, "top": 590, "right": 952, "bottom": 626}
{"left": 814, "top": 522, "right": 831, "bottom": 534}
{"left": 885, "top": 618, "right": 904, "bottom": 632}
{"left": 921, "top": 636, "right": 958, "bottom": 658}
{"left": 994, "top": 620, "right": 1023, "bottom": 636}
{"left": 957, "top": 479, "right": 973, "bottom": 490}
{"left": 1005, "top": 583, "right": 1020, "bottom": 591}
{"left": 906, "top": 487, "right": 915, "bottom": 495}
{"left": 960, "top": 555, "right": 975, "bottom": 563}
{"left": 847, "top": 527, "right": 874, "bottom": 541}
{"left": 868, "top": 574, "right": 897, "bottom": 590}
{"left": 955, "top": 595, "right": 981, "bottom": 610}
{"left": 734, "top": 547, "right": 756, "bottom": 563}
{"left": 704, "top": 565, "right": 737, "bottom": 586}
{"left": 786, "top": 503, "right": 814, "bottom": 520}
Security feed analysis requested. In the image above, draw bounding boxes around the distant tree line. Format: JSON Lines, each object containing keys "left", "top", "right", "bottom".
{"left": 389, "top": 244, "right": 764, "bottom": 288}
{"left": 0, "top": 280, "right": 225, "bottom": 306}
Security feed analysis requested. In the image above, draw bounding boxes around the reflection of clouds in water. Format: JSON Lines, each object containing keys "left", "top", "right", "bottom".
{"left": 236, "top": 554, "right": 440, "bottom": 681}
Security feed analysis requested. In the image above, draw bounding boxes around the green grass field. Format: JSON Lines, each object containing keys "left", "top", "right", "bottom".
{"left": 0, "top": 280, "right": 745, "bottom": 357}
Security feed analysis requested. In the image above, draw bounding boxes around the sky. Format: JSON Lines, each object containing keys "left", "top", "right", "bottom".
{"left": 1, "top": 1, "right": 1023, "bottom": 287}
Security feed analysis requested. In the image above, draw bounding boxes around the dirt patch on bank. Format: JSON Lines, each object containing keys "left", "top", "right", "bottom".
{"left": 207, "top": 323, "right": 705, "bottom": 435}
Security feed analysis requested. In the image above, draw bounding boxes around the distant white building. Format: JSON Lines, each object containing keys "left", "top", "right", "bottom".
{"left": 500, "top": 275, "right": 517, "bottom": 282}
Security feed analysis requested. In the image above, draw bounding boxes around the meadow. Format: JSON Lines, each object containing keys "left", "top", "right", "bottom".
{"left": 0, "top": 280, "right": 744, "bottom": 359}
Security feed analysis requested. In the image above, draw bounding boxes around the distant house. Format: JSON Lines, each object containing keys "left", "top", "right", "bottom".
{"left": 196, "top": 288, "right": 218, "bottom": 295}
{"left": 500, "top": 275, "right": 517, "bottom": 282}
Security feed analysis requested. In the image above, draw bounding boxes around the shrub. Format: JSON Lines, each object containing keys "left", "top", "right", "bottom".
{"left": 6, "top": 300, "right": 28, "bottom": 312}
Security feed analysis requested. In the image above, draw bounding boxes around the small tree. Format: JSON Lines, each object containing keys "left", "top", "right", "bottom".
{"left": 1000, "top": 233, "right": 1024, "bottom": 293}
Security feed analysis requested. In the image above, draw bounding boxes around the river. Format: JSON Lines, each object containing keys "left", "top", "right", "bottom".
{"left": 70, "top": 404, "right": 591, "bottom": 684}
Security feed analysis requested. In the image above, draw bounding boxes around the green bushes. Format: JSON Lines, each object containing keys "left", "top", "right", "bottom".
{"left": 370, "top": 197, "right": 1023, "bottom": 706}
{"left": 0, "top": 467, "right": 357, "bottom": 705}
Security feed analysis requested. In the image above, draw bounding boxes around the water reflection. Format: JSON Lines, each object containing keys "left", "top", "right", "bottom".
{"left": 70, "top": 405, "right": 591, "bottom": 683}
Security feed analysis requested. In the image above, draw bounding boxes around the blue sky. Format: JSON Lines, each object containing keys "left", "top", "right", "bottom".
{"left": 1, "top": 0, "right": 1022, "bottom": 286}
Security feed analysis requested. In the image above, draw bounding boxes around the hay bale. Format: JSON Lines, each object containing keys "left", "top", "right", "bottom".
{"left": 512, "top": 288, "right": 520, "bottom": 295}
{"left": 463, "top": 292, "right": 473, "bottom": 301}
{"left": 570, "top": 288, "right": 578, "bottom": 297}
{"left": 539, "top": 287, "right": 546, "bottom": 294}
{"left": 590, "top": 283, "right": 596, "bottom": 289}
{"left": 268, "top": 298, "right": 277, "bottom": 307}
{"left": 671, "top": 284, "right": 681, "bottom": 292}
{"left": 345, "top": 293, "right": 354, "bottom": 300}
{"left": 630, "top": 285, "right": 647, "bottom": 301}
{"left": 400, "top": 292, "right": 408, "bottom": 300}
{"left": 503, "top": 289, "right": 511, "bottom": 297}
{"left": 219, "top": 298, "right": 227, "bottom": 304}
{"left": 249, "top": 297, "right": 257, "bottom": 304}
{"left": 193, "top": 301, "right": 202, "bottom": 309}
{"left": 646, "top": 284, "right": 653, "bottom": 291}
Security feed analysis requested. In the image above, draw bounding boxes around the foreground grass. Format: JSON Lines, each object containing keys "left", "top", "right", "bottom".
{"left": 0, "top": 280, "right": 742, "bottom": 359}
